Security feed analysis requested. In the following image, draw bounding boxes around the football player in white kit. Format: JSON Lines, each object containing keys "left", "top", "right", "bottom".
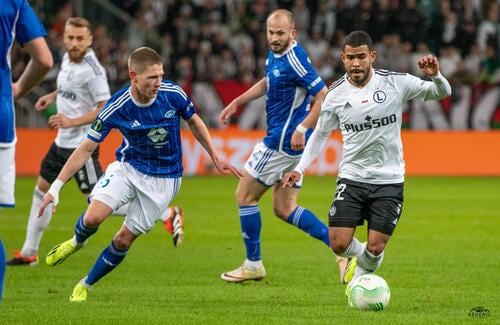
{"left": 283, "top": 31, "right": 452, "bottom": 299}
{"left": 8, "top": 18, "right": 183, "bottom": 267}
{"left": 7, "top": 17, "right": 105, "bottom": 266}
{"left": 38, "top": 47, "right": 241, "bottom": 302}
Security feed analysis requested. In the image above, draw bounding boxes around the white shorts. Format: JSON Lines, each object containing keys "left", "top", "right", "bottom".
{"left": 0, "top": 146, "right": 16, "bottom": 207}
{"left": 245, "top": 142, "right": 303, "bottom": 187}
{"left": 90, "top": 161, "right": 181, "bottom": 235}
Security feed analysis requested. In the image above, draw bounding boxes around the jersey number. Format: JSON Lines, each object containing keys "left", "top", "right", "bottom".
{"left": 335, "top": 183, "right": 347, "bottom": 200}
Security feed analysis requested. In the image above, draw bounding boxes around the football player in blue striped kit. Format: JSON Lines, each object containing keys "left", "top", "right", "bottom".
{"left": 0, "top": 0, "right": 53, "bottom": 302}
{"left": 283, "top": 31, "right": 452, "bottom": 301}
{"left": 7, "top": 18, "right": 185, "bottom": 267}
{"left": 38, "top": 47, "right": 241, "bottom": 302}
{"left": 219, "top": 9, "right": 346, "bottom": 283}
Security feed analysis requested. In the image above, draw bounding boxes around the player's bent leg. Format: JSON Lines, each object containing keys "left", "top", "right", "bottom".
{"left": 85, "top": 239, "right": 129, "bottom": 285}
{"left": 285, "top": 206, "right": 329, "bottom": 246}
{"left": 329, "top": 227, "right": 358, "bottom": 255}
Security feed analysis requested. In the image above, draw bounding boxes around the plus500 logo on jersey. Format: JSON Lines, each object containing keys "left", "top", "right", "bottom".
{"left": 344, "top": 114, "right": 397, "bottom": 133}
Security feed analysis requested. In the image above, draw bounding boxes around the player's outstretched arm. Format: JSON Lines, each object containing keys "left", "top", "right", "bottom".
{"left": 416, "top": 55, "right": 452, "bottom": 99}
{"left": 38, "top": 138, "right": 99, "bottom": 216}
{"left": 187, "top": 114, "right": 242, "bottom": 178}
{"left": 291, "top": 85, "right": 327, "bottom": 151}
{"left": 218, "top": 77, "right": 267, "bottom": 125}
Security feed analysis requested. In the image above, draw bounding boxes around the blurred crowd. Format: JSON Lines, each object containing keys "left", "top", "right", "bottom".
{"left": 11, "top": 0, "right": 500, "bottom": 130}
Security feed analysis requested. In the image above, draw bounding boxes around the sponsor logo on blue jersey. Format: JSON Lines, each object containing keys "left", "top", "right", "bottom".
{"left": 148, "top": 127, "right": 168, "bottom": 143}
{"left": 164, "top": 110, "right": 176, "bottom": 118}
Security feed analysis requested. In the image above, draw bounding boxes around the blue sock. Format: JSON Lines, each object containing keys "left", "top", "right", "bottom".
{"left": 86, "top": 241, "right": 128, "bottom": 285}
{"left": 0, "top": 238, "right": 5, "bottom": 302}
{"left": 74, "top": 213, "right": 99, "bottom": 244}
{"left": 239, "top": 205, "right": 262, "bottom": 261}
{"left": 287, "top": 206, "right": 330, "bottom": 247}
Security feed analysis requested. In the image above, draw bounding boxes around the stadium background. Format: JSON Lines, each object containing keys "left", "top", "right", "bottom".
{"left": 12, "top": 0, "right": 500, "bottom": 176}
{"left": 2, "top": 2, "right": 498, "bottom": 322}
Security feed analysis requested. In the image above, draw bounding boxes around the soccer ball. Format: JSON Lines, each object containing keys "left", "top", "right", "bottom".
{"left": 348, "top": 274, "right": 391, "bottom": 311}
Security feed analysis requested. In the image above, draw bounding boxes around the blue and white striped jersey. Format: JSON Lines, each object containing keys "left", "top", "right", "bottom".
{"left": 1, "top": 0, "right": 47, "bottom": 145}
{"left": 263, "top": 41, "right": 325, "bottom": 156}
{"left": 88, "top": 81, "right": 196, "bottom": 177}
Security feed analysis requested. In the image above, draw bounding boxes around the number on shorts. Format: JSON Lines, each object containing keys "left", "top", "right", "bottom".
{"left": 335, "top": 183, "right": 347, "bottom": 201}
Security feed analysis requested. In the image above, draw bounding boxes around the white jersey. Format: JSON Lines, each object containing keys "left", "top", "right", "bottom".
{"left": 297, "top": 69, "right": 451, "bottom": 184}
{"left": 55, "top": 49, "right": 110, "bottom": 148}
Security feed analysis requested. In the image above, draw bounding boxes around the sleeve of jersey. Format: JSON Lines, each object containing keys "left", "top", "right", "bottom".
{"left": 294, "top": 128, "right": 330, "bottom": 174}
{"left": 428, "top": 72, "right": 452, "bottom": 99}
{"left": 87, "top": 112, "right": 112, "bottom": 143}
{"left": 404, "top": 72, "right": 452, "bottom": 101}
{"left": 291, "top": 49, "right": 326, "bottom": 96}
{"left": 178, "top": 95, "right": 197, "bottom": 120}
{"left": 88, "top": 74, "right": 111, "bottom": 104}
{"left": 16, "top": 2, "right": 47, "bottom": 44}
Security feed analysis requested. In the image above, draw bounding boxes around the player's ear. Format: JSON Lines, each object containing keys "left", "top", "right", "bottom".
{"left": 129, "top": 70, "right": 136, "bottom": 80}
{"left": 370, "top": 50, "right": 377, "bottom": 63}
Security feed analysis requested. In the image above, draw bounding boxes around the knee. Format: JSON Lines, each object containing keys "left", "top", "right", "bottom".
{"left": 235, "top": 188, "right": 256, "bottom": 206}
{"left": 83, "top": 214, "right": 101, "bottom": 228}
{"left": 330, "top": 240, "right": 350, "bottom": 255}
{"left": 366, "top": 241, "right": 385, "bottom": 256}
{"left": 112, "top": 236, "right": 131, "bottom": 251}
{"left": 273, "top": 206, "right": 286, "bottom": 220}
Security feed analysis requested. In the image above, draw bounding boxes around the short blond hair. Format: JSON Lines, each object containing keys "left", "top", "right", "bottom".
{"left": 65, "top": 17, "right": 92, "bottom": 33}
{"left": 128, "top": 47, "right": 162, "bottom": 74}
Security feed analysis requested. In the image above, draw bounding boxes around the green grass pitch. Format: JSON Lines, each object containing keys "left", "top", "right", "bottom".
{"left": 0, "top": 176, "right": 498, "bottom": 324}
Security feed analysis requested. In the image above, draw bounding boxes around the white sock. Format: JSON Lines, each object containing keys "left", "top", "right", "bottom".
{"left": 80, "top": 276, "right": 93, "bottom": 289}
{"left": 339, "top": 237, "right": 365, "bottom": 258}
{"left": 244, "top": 259, "right": 263, "bottom": 270}
{"left": 159, "top": 207, "right": 173, "bottom": 222}
{"left": 21, "top": 187, "right": 53, "bottom": 257}
{"left": 357, "top": 247, "right": 384, "bottom": 273}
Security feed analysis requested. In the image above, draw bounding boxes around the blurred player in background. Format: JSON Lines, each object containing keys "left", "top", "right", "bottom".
{"left": 283, "top": 31, "right": 452, "bottom": 301}
{"left": 38, "top": 47, "right": 241, "bottom": 302}
{"left": 8, "top": 17, "right": 183, "bottom": 267}
{"left": 0, "top": 0, "right": 53, "bottom": 301}
{"left": 218, "top": 9, "right": 346, "bottom": 283}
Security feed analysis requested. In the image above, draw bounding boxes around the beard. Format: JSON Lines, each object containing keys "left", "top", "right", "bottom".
{"left": 68, "top": 48, "right": 86, "bottom": 63}
{"left": 349, "top": 66, "right": 371, "bottom": 86}
{"left": 269, "top": 37, "right": 291, "bottom": 54}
